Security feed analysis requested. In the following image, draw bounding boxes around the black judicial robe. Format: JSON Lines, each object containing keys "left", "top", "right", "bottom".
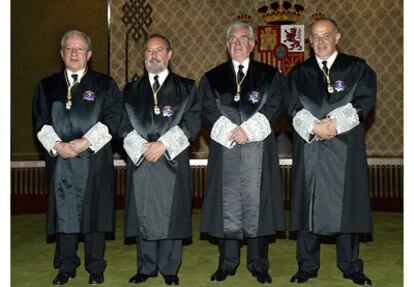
{"left": 32, "top": 70, "right": 122, "bottom": 236}
{"left": 200, "top": 60, "right": 286, "bottom": 239}
{"left": 287, "top": 53, "right": 376, "bottom": 235}
{"left": 120, "top": 73, "right": 200, "bottom": 240}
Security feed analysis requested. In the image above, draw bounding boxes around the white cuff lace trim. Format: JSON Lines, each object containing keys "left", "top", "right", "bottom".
{"left": 211, "top": 116, "right": 237, "bottom": 149}
{"left": 123, "top": 130, "right": 148, "bottom": 166}
{"left": 159, "top": 126, "right": 190, "bottom": 160}
{"left": 37, "top": 125, "right": 62, "bottom": 156}
{"left": 83, "top": 122, "right": 112, "bottom": 153}
{"left": 240, "top": 112, "right": 271, "bottom": 142}
{"left": 293, "top": 109, "right": 320, "bottom": 143}
{"left": 327, "top": 103, "right": 360, "bottom": 134}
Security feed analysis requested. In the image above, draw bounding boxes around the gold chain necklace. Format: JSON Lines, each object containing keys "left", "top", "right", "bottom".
{"left": 64, "top": 69, "right": 87, "bottom": 110}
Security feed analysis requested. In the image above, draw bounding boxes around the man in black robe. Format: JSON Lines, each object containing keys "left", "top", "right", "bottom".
{"left": 119, "top": 34, "right": 200, "bottom": 286}
{"left": 32, "top": 30, "right": 122, "bottom": 286}
{"left": 286, "top": 18, "right": 376, "bottom": 286}
{"left": 199, "top": 21, "right": 286, "bottom": 284}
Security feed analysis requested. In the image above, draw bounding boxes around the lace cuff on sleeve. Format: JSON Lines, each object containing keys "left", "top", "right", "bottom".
{"left": 37, "top": 125, "right": 61, "bottom": 156}
{"left": 292, "top": 109, "right": 320, "bottom": 143}
{"left": 210, "top": 116, "right": 237, "bottom": 149}
{"left": 83, "top": 122, "right": 112, "bottom": 153}
{"left": 159, "top": 126, "right": 190, "bottom": 160}
{"left": 327, "top": 103, "right": 360, "bottom": 134}
{"left": 123, "top": 130, "right": 148, "bottom": 166}
{"left": 240, "top": 112, "right": 271, "bottom": 142}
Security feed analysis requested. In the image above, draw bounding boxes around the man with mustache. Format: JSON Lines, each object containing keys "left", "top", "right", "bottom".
{"left": 119, "top": 34, "right": 200, "bottom": 285}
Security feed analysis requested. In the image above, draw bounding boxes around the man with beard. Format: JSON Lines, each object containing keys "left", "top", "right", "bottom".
{"left": 119, "top": 34, "right": 200, "bottom": 285}
{"left": 32, "top": 30, "right": 122, "bottom": 285}
{"left": 199, "top": 21, "right": 286, "bottom": 284}
{"left": 287, "top": 18, "right": 376, "bottom": 285}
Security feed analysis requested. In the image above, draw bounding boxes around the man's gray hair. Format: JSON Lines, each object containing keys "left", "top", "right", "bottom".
{"left": 225, "top": 21, "right": 255, "bottom": 40}
{"left": 60, "top": 30, "right": 92, "bottom": 51}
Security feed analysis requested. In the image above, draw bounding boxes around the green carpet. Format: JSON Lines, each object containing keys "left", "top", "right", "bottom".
{"left": 11, "top": 210, "right": 402, "bottom": 286}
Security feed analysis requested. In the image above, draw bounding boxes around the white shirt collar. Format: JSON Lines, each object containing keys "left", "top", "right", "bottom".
{"left": 66, "top": 68, "right": 86, "bottom": 85}
{"left": 316, "top": 51, "right": 338, "bottom": 70}
{"left": 232, "top": 58, "right": 250, "bottom": 75}
{"left": 149, "top": 69, "right": 169, "bottom": 87}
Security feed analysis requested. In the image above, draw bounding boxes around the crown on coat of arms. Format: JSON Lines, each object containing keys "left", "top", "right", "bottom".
{"left": 256, "top": 0, "right": 304, "bottom": 24}
{"left": 311, "top": 12, "right": 326, "bottom": 22}
{"left": 237, "top": 14, "right": 252, "bottom": 24}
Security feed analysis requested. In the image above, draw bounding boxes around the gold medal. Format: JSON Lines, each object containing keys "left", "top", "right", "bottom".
{"left": 151, "top": 76, "right": 165, "bottom": 115}
{"left": 321, "top": 64, "right": 333, "bottom": 95}
{"left": 235, "top": 68, "right": 246, "bottom": 102}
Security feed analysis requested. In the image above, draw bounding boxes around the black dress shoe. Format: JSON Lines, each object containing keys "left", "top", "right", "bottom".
{"left": 210, "top": 269, "right": 236, "bottom": 282}
{"left": 52, "top": 271, "right": 76, "bottom": 286}
{"left": 164, "top": 275, "right": 179, "bottom": 285}
{"left": 344, "top": 272, "right": 372, "bottom": 286}
{"left": 253, "top": 271, "right": 272, "bottom": 284}
{"left": 290, "top": 270, "right": 317, "bottom": 283}
{"left": 89, "top": 272, "right": 104, "bottom": 285}
{"left": 129, "top": 272, "right": 157, "bottom": 284}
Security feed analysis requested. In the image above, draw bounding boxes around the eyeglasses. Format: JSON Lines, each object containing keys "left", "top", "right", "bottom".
{"left": 310, "top": 33, "right": 334, "bottom": 42}
{"left": 64, "top": 46, "right": 88, "bottom": 54}
{"left": 145, "top": 48, "right": 168, "bottom": 56}
{"left": 227, "top": 35, "right": 251, "bottom": 44}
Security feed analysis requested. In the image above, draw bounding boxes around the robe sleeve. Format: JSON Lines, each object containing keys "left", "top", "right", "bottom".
{"left": 200, "top": 75, "right": 223, "bottom": 129}
{"left": 176, "top": 81, "right": 201, "bottom": 142}
{"left": 240, "top": 112, "right": 271, "bottom": 142}
{"left": 285, "top": 66, "right": 319, "bottom": 143}
{"left": 36, "top": 124, "right": 61, "bottom": 156}
{"left": 258, "top": 70, "right": 287, "bottom": 126}
{"left": 160, "top": 80, "right": 200, "bottom": 159}
{"left": 350, "top": 62, "right": 377, "bottom": 122}
{"left": 159, "top": 126, "right": 190, "bottom": 160}
{"left": 100, "top": 79, "right": 123, "bottom": 139}
{"left": 327, "top": 103, "right": 359, "bottom": 134}
{"left": 83, "top": 122, "right": 112, "bottom": 153}
{"left": 292, "top": 109, "right": 320, "bottom": 143}
{"left": 123, "top": 130, "right": 148, "bottom": 166}
{"left": 32, "top": 80, "right": 53, "bottom": 133}
{"left": 210, "top": 116, "right": 237, "bottom": 149}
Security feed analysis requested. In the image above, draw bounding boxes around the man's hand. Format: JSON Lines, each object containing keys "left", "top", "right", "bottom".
{"left": 69, "top": 138, "right": 91, "bottom": 154}
{"left": 313, "top": 118, "right": 337, "bottom": 141}
{"left": 53, "top": 142, "right": 79, "bottom": 159}
{"left": 144, "top": 141, "right": 166, "bottom": 163}
{"left": 230, "top": 127, "right": 249, "bottom": 145}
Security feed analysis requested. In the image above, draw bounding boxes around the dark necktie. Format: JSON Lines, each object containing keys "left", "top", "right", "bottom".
{"left": 322, "top": 61, "right": 329, "bottom": 75}
{"left": 237, "top": 64, "right": 244, "bottom": 83}
{"left": 153, "top": 75, "right": 160, "bottom": 91}
{"left": 71, "top": 74, "right": 78, "bottom": 85}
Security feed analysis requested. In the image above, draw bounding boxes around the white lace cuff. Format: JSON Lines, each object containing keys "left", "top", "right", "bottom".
{"left": 123, "top": 130, "right": 148, "bottom": 166}
{"left": 293, "top": 109, "right": 320, "bottom": 143}
{"left": 327, "top": 103, "right": 360, "bottom": 134}
{"left": 240, "top": 112, "right": 271, "bottom": 142}
{"left": 211, "top": 116, "right": 237, "bottom": 149}
{"left": 37, "top": 125, "right": 62, "bottom": 156}
{"left": 83, "top": 122, "right": 112, "bottom": 153}
{"left": 159, "top": 126, "right": 190, "bottom": 160}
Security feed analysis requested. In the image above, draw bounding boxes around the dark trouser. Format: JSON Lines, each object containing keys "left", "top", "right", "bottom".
{"left": 296, "top": 229, "right": 364, "bottom": 276}
{"left": 217, "top": 237, "right": 270, "bottom": 275}
{"left": 53, "top": 232, "right": 106, "bottom": 274}
{"left": 136, "top": 237, "right": 182, "bottom": 276}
